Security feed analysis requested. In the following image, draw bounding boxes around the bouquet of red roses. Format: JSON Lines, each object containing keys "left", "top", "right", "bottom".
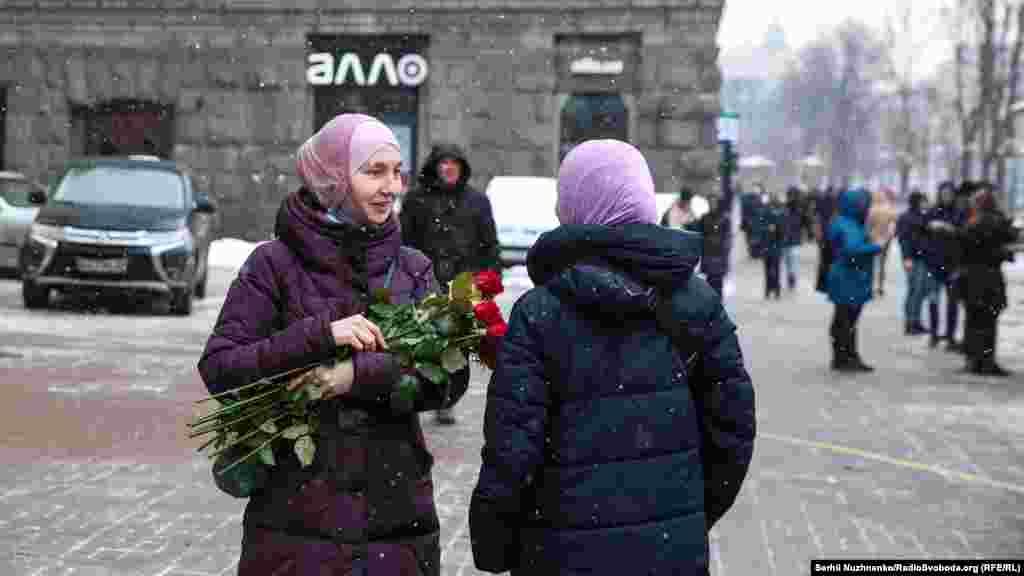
{"left": 188, "top": 270, "right": 506, "bottom": 497}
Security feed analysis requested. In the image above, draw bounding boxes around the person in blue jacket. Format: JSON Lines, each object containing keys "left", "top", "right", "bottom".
{"left": 826, "top": 187, "right": 883, "bottom": 372}
{"left": 469, "top": 139, "right": 756, "bottom": 576}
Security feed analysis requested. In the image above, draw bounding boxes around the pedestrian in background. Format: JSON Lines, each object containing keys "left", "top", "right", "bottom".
{"left": 469, "top": 139, "right": 755, "bottom": 576}
{"left": 826, "top": 188, "right": 883, "bottom": 372}
{"left": 762, "top": 191, "right": 786, "bottom": 299}
{"left": 896, "top": 191, "right": 929, "bottom": 335}
{"left": 660, "top": 185, "right": 697, "bottom": 229}
{"left": 686, "top": 189, "right": 734, "bottom": 296}
{"left": 400, "top": 142, "right": 500, "bottom": 425}
{"left": 781, "top": 186, "right": 807, "bottom": 292}
{"left": 867, "top": 187, "right": 899, "bottom": 297}
{"left": 198, "top": 113, "right": 469, "bottom": 575}
{"left": 934, "top": 182, "right": 1019, "bottom": 376}
{"left": 922, "top": 181, "right": 966, "bottom": 351}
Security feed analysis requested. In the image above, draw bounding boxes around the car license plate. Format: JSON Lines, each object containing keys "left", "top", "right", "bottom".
{"left": 76, "top": 257, "right": 127, "bottom": 274}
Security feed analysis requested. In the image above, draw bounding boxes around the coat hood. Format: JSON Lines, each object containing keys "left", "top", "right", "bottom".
{"left": 417, "top": 143, "right": 472, "bottom": 192}
{"left": 526, "top": 223, "right": 701, "bottom": 320}
{"left": 838, "top": 188, "right": 871, "bottom": 223}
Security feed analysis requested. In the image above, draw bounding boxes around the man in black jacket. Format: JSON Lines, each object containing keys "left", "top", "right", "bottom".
{"left": 400, "top": 143, "right": 500, "bottom": 424}
{"left": 896, "top": 191, "right": 929, "bottom": 335}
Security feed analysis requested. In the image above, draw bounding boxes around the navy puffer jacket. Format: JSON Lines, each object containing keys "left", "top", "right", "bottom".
{"left": 469, "top": 223, "right": 756, "bottom": 576}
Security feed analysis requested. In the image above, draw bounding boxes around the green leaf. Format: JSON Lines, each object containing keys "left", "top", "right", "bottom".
{"left": 243, "top": 431, "right": 271, "bottom": 449}
{"left": 294, "top": 436, "right": 316, "bottom": 467}
{"left": 281, "top": 424, "right": 310, "bottom": 440}
{"left": 392, "top": 374, "right": 420, "bottom": 413}
{"left": 258, "top": 445, "right": 276, "bottom": 467}
{"left": 418, "top": 293, "right": 448, "bottom": 309}
{"left": 440, "top": 346, "right": 467, "bottom": 373}
{"left": 450, "top": 271, "right": 474, "bottom": 301}
{"left": 415, "top": 362, "right": 448, "bottom": 386}
{"left": 369, "top": 303, "right": 397, "bottom": 319}
{"left": 212, "top": 447, "right": 268, "bottom": 498}
{"left": 413, "top": 337, "right": 447, "bottom": 361}
{"left": 372, "top": 287, "right": 392, "bottom": 305}
{"left": 305, "top": 381, "right": 325, "bottom": 402}
{"left": 259, "top": 420, "right": 278, "bottom": 435}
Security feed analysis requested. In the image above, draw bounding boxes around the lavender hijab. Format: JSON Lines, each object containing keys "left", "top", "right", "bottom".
{"left": 294, "top": 113, "right": 400, "bottom": 220}
{"left": 556, "top": 139, "right": 658, "bottom": 226}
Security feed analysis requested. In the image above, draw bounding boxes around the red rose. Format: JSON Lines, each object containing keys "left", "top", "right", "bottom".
{"left": 486, "top": 321, "right": 508, "bottom": 338}
{"left": 473, "top": 270, "right": 504, "bottom": 298}
{"left": 473, "top": 300, "right": 504, "bottom": 327}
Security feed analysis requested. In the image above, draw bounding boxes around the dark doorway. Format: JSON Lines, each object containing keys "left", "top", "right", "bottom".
{"left": 309, "top": 34, "right": 427, "bottom": 180}
{"left": 71, "top": 99, "right": 175, "bottom": 158}
{"left": 559, "top": 93, "right": 629, "bottom": 162}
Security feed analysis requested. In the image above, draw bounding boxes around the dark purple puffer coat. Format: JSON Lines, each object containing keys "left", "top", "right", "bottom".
{"left": 198, "top": 188, "right": 470, "bottom": 575}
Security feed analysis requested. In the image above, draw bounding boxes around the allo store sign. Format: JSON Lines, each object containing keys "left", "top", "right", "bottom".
{"left": 306, "top": 52, "right": 429, "bottom": 87}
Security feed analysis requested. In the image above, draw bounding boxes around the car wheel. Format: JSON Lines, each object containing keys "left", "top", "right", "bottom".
{"left": 22, "top": 280, "right": 50, "bottom": 309}
{"left": 170, "top": 287, "right": 193, "bottom": 316}
{"left": 194, "top": 263, "right": 208, "bottom": 299}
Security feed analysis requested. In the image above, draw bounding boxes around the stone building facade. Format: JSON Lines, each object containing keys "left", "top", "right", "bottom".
{"left": 0, "top": 1, "right": 724, "bottom": 241}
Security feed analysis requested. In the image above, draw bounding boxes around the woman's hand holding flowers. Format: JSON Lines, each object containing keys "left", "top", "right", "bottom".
{"left": 330, "top": 314, "right": 388, "bottom": 351}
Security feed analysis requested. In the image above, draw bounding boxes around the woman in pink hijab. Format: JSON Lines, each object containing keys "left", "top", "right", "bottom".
{"left": 470, "top": 140, "right": 755, "bottom": 575}
{"left": 199, "top": 113, "right": 469, "bottom": 575}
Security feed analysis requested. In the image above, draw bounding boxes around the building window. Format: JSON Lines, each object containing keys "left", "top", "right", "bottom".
{"left": 559, "top": 93, "right": 629, "bottom": 161}
{"left": 70, "top": 99, "right": 175, "bottom": 158}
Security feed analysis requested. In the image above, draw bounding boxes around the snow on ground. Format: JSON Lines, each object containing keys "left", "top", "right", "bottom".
{"left": 208, "top": 238, "right": 266, "bottom": 270}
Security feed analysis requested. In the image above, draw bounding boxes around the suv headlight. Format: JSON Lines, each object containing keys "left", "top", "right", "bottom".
{"left": 29, "top": 223, "right": 62, "bottom": 247}
{"left": 147, "top": 228, "right": 190, "bottom": 247}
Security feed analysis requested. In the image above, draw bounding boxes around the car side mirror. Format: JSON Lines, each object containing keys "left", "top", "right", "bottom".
{"left": 28, "top": 188, "right": 47, "bottom": 205}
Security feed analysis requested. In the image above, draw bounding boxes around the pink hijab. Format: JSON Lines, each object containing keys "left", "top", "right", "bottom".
{"left": 556, "top": 139, "right": 658, "bottom": 226}
{"left": 295, "top": 113, "right": 400, "bottom": 211}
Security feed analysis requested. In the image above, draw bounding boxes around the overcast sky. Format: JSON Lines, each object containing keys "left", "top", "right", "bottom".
{"left": 718, "top": 0, "right": 953, "bottom": 81}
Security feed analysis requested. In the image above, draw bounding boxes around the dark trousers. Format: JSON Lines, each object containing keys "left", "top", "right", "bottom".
{"left": 965, "top": 304, "right": 1000, "bottom": 369}
{"left": 830, "top": 304, "right": 864, "bottom": 363}
{"left": 764, "top": 254, "right": 781, "bottom": 297}
{"left": 944, "top": 278, "right": 961, "bottom": 340}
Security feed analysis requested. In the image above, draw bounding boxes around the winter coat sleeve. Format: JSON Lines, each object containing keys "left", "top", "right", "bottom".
{"left": 197, "top": 247, "right": 337, "bottom": 396}
{"left": 346, "top": 253, "right": 471, "bottom": 413}
{"left": 833, "top": 218, "right": 881, "bottom": 263}
{"left": 472, "top": 191, "right": 502, "bottom": 272}
{"left": 469, "top": 290, "right": 552, "bottom": 574}
{"left": 679, "top": 277, "right": 756, "bottom": 529}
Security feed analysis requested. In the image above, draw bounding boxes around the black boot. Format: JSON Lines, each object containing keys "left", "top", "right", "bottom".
{"left": 830, "top": 314, "right": 847, "bottom": 370}
{"left": 928, "top": 302, "right": 940, "bottom": 348}
{"left": 980, "top": 363, "right": 1011, "bottom": 377}
{"left": 848, "top": 326, "right": 874, "bottom": 372}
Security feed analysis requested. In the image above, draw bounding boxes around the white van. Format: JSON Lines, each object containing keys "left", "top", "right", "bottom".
{"left": 485, "top": 176, "right": 560, "bottom": 267}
